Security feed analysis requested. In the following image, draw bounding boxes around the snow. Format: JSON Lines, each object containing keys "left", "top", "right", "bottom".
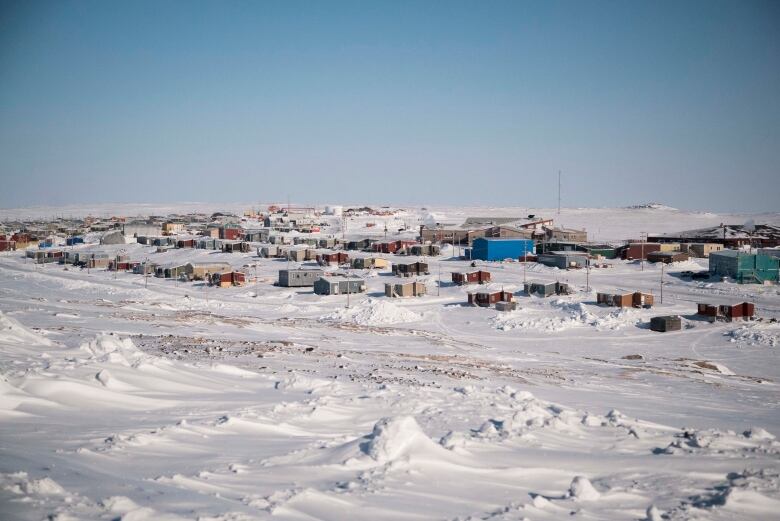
{"left": 1, "top": 204, "right": 780, "bottom": 520}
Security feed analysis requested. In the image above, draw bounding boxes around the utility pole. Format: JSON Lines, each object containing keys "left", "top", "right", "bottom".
{"left": 640, "top": 232, "right": 647, "bottom": 271}
{"left": 144, "top": 257, "right": 149, "bottom": 288}
{"left": 438, "top": 262, "right": 441, "bottom": 296}
{"left": 586, "top": 258, "right": 590, "bottom": 292}
{"left": 660, "top": 261, "right": 664, "bottom": 304}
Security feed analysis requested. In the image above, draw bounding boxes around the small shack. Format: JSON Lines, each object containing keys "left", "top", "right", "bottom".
{"left": 536, "top": 252, "right": 588, "bottom": 269}
{"left": 468, "top": 290, "right": 514, "bottom": 308}
{"left": 392, "top": 261, "right": 429, "bottom": 277}
{"left": 597, "top": 291, "right": 654, "bottom": 308}
{"left": 278, "top": 268, "right": 324, "bottom": 287}
{"left": 385, "top": 280, "right": 427, "bottom": 298}
{"left": 187, "top": 262, "right": 232, "bottom": 281}
{"left": 524, "top": 281, "right": 571, "bottom": 297}
{"left": 210, "top": 271, "right": 246, "bottom": 288}
{"left": 452, "top": 270, "right": 491, "bottom": 286}
{"left": 495, "top": 300, "right": 518, "bottom": 312}
{"left": 317, "top": 252, "right": 349, "bottom": 266}
{"left": 696, "top": 302, "right": 755, "bottom": 322}
{"left": 313, "top": 276, "right": 366, "bottom": 295}
{"left": 650, "top": 315, "right": 682, "bottom": 332}
{"left": 351, "top": 257, "right": 390, "bottom": 270}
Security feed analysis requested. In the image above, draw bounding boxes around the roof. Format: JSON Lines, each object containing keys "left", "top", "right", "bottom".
{"left": 656, "top": 224, "right": 780, "bottom": 240}
{"left": 474, "top": 237, "right": 534, "bottom": 242}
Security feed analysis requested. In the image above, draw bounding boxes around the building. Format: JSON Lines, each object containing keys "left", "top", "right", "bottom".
{"left": 495, "top": 300, "right": 518, "bottom": 311}
{"left": 210, "top": 271, "right": 246, "bottom": 288}
{"left": 452, "top": 270, "right": 491, "bottom": 286}
{"left": 650, "top": 224, "right": 780, "bottom": 248}
{"left": 646, "top": 251, "right": 691, "bottom": 264}
{"left": 219, "top": 224, "right": 243, "bottom": 241}
{"left": 122, "top": 221, "right": 161, "bottom": 238}
{"left": 409, "top": 244, "right": 441, "bottom": 256}
{"left": 697, "top": 302, "right": 755, "bottom": 322}
{"left": 679, "top": 243, "right": 724, "bottom": 258}
{"left": 471, "top": 238, "right": 534, "bottom": 261}
{"left": 313, "top": 276, "right": 366, "bottom": 295}
{"left": 187, "top": 262, "right": 232, "bottom": 281}
{"left": 162, "top": 222, "right": 185, "bottom": 235}
{"left": 650, "top": 315, "right": 682, "bottom": 332}
{"left": 708, "top": 250, "right": 779, "bottom": 284}
{"left": 597, "top": 292, "right": 654, "bottom": 308}
{"left": 392, "top": 261, "right": 429, "bottom": 277}
{"left": 621, "top": 242, "right": 663, "bottom": 260}
{"left": 536, "top": 252, "right": 589, "bottom": 269}
{"left": 317, "top": 252, "right": 349, "bottom": 266}
{"left": 278, "top": 268, "right": 324, "bottom": 287}
{"left": 544, "top": 227, "right": 587, "bottom": 242}
{"left": 287, "top": 248, "right": 307, "bottom": 262}
{"left": 155, "top": 263, "right": 188, "bottom": 279}
{"left": 468, "top": 290, "right": 514, "bottom": 308}
{"left": 524, "top": 281, "right": 571, "bottom": 297}
{"left": 351, "top": 257, "right": 390, "bottom": 270}
{"left": 222, "top": 241, "right": 251, "bottom": 253}
{"left": 385, "top": 280, "right": 427, "bottom": 298}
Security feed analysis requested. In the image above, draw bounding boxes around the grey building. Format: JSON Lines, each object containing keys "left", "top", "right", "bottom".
{"left": 536, "top": 252, "right": 588, "bottom": 269}
{"left": 122, "top": 221, "right": 162, "bottom": 238}
{"left": 278, "top": 268, "right": 324, "bottom": 287}
{"left": 313, "top": 276, "right": 366, "bottom": 295}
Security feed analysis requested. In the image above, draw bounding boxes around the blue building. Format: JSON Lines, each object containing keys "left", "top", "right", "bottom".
{"left": 471, "top": 238, "right": 535, "bottom": 261}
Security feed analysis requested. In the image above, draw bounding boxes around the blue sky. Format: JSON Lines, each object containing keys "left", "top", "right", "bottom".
{"left": 1, "top": 0, "right": 778, "bottom": 211}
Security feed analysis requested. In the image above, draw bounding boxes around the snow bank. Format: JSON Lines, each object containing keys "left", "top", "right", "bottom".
{"left": 728, "top": 323, "right": 780, "bottom": 347}
{"left": 0, "top": 312, "right": 53, "bottom": 346}
{"left": 320, "top": 298, "right": 422, "bottom": 326}
{"left": 361, "top": 416, "right": 446, "bottom": 463}
{"left": 568, "top": 476, "right": 601, "bottom": 501}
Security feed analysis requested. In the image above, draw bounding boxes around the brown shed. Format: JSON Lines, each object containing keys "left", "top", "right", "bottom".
{"left": 452, "top": 270, "right": 491, "bottom": 285}
{"left": 468, "top": 290, "right": 514, "bottom": 307}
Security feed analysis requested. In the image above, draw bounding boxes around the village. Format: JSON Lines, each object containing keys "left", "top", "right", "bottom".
{"left": 2, "top": 205, "right": 779, "bottom": 330}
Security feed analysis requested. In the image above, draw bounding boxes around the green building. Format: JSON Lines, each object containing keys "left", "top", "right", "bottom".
{"left": 708, "top": 250, "right": 779, "bottom": 284}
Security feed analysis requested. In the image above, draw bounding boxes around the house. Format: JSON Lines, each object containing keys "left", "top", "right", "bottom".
{"left": 347, "top": 238, "right": 375, "bottom": 251}
{"left": 278, "top": 268, "right": 324, "bottom": 287}
{"left": 221, "top": 241, "right": 250, "bottom": 253}
{"left": 313, "top": 276, "right": 366, "bottom": 295}
{"left": 471, "top": 238, "right": 534, "bottom": 261}
{"left": 186, "top": 262, "right": 232, "bottom": 281}
{"left": 243, "top": 230, "right": 264, "bottom": 242}
{"left": 452, "top": 270, "right": 491, "bottom": 285}
{"left": 258, "top": 245, "right": 279, "bottom": 258}
{"left": 65, "top": 237, "right": 84, "bottom": 246}
{"left": 133, "top": 262, "right": 155, "bottom": 275}
{"left": 162, "top": 222, "right": 185, "bottom": 235}
{"left": 536, "top": 252, "right": 589, "bottom": 269}
{"left": 176, "top": 238, "right": 196, "bottom": 248}
{"left": 86, "top": 253, "right": 110, "bottom": 269}
{"left": 26, "top": 249, "right": 64, "bottom": 264}
{"left": 219, "top": 224, "right": 243, "bottom": 241}
{"left": 621, "top": 242, "right": 663, "bottom": 260}
{"left": 544, "top": 227, "right": 587, "bottom": 243}
{"left": 210, "top": 271, "right": 246, "bottom": 288}
{"left": 385, "top": 280, "right": 427, "bottom": 297}
{"left": 524, "top": 281, "right": 571, "bottom": 297}
{"left": 287, "top": 248, "right": 307, "bottom": 262}
{"left": 122, "top": 221, "right": 161, "bottom": 238}
{"left": 155, "top": 263, "right": 188, "bottom": 279}
{"left": 650, "top": 315, "right": 682, "bottom": 332}
{"left": 196, "top": 238, "right": 219, "bottom": 250}
{"left": 468, "top": 290, "right": 514, "bottom": 308}
{"left": 708, "top": 250, "right": 779, "bottom": 283}
{"left": 351, "top": 257, "right": 390, "bottom": 269}
{"left": 647, "top": 251, "right": 691, "bottom": 264}
{"left": 317, "top": 252, "right": 349, "bottom": 266}
{"left": 372, "top": 240, "right": 417, "bottom": 254}
{"left": 679, "top": 243, "right": 724, "bottom": 258}
{"left": 392, "top": 261, "right": 429, "bottom": 277}
{"left": 0, "top": 239, "right": 16, "bottom": 251}
{"left": 597, "top": 291, "right": 654, "bottom": 308}
{"left": 696, "top": 302, "right": 755, "bottom": 322}
{"left": 409, "top": 244, "right": 441, "bottom": 256}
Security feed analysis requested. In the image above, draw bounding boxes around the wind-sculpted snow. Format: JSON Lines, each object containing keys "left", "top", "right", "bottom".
{"left": 1, "top": 204, "right": 779, "bottom": 520}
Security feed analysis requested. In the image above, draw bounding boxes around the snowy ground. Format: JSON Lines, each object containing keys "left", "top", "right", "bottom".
{"left": 1, "top": 205, "right": 780, "bottom": 520}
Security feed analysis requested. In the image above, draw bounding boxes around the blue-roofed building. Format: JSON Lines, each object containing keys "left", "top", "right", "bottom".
{"left": 471, "top": 238, "right": 535, "bottom": 261}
